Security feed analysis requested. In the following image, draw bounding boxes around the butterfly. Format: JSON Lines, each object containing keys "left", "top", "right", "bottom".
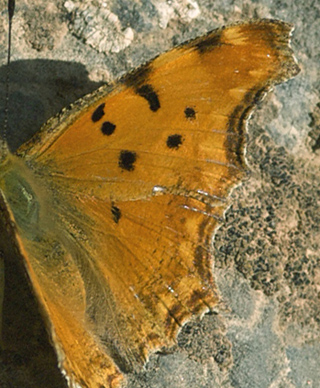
{"left": 0, "top": 7, "right": 299, "bottom": 388}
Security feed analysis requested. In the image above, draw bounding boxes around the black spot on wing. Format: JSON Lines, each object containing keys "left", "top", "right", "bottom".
{"left": 184, "top": 107, "right": 196, "bottom": 119}
{"left": 111, "top": 205, "right": 121, "bottom": 223}
{"left": 92, "top": 103, "right": 105, "bottom": 122}
{"left": 120, "top": 62, "right": 160, "bottom": 112}
{"left": 136, "top": 84, "right": 160, "bottom": 112}
{"left": 167, "top": 134, "right": 183, "bottom": 149}
{"left": 195, "top": 31, "right": 223, "bottom": 54}
{"left": 119, "top": 150, "right": 137, "bottom": 171}
{"left": 101, "top": 121, "right": 116, "bottom": 136}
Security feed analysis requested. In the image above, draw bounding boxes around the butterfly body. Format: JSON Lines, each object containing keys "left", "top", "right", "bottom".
{"left": 0, "top": 20, "right": 299, "bottom": 388}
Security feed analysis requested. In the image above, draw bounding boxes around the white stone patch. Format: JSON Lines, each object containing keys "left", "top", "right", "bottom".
{"left": 152, "top": 0, "right": 200, "bottom": 29}
{"left": 64, "top": 0, "right": 134, "bottom": 53}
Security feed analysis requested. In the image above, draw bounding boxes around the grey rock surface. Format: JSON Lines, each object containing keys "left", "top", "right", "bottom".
{"left": 0, "top": 1, "right": 319, "bottom": 388}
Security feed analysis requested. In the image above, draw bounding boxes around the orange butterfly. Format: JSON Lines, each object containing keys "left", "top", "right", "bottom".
{"left": 0, "top": 8, "right": 299, "bottom": 388}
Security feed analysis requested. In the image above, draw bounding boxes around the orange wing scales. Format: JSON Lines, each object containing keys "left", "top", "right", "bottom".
{"left": 0, "top": 20, "right": 299, "bottom": 388}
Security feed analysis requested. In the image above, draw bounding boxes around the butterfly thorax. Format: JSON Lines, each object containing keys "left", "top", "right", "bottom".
{"left": 0, "top": 151, "right": 42, "bottom": 238}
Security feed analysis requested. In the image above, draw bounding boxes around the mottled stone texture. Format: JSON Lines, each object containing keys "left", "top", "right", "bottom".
{"left": 0, "top": 1, "right": 318, "bottom": 387}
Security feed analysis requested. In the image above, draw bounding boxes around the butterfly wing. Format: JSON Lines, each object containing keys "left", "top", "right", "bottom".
{"left": 6, "top": 20, "right": 299, "bottom": 387}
